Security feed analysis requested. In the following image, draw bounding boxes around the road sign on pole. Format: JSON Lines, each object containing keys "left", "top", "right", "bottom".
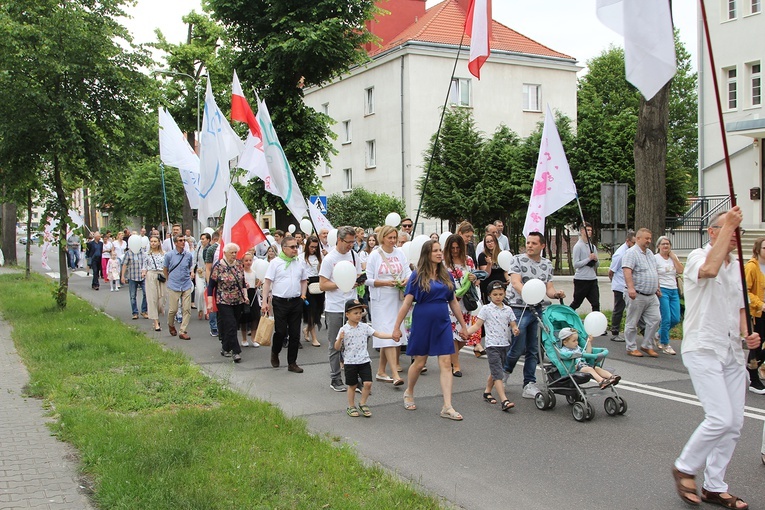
{"left": 309, "top": 195, "right": 328, "bottom": 215}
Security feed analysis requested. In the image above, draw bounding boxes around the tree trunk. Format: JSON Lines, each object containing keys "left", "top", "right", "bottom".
{"left": 53, "top": 155, "right": 69, "bottom": 308}
{"left": 83, "top": 188, "right": 91, "bottom": 231}
{"left": 554, "top": 226, "right": 563, "bottom": 273}
{"left": 25, "top": 189, "right": 32, "bottom": 278}
{"left": 1, "top": 187, "right": 17, "bottom": 266}
{"left": 562, "top": 230, "right": 573, "bottom": 275}
{"left": 634, "top": 82, "right": 670, "bottom": 245}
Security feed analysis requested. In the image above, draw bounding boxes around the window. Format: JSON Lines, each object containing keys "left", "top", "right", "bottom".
{"left": 321, "top": 102, "right": 329, "bottom": 115}
{"left": 343, "top": 168, "right": 352, "bottom": 191}
{"left": 364, "top": 87, "right": 375, "bottom": 115}
{"left": 753, "top": 0, "right": 762, "bottom": 14}
{"left": 751, "top": 62, "right": 762, "bottom": 106}
{"left": 727, "top": 0, "right": 737, "bottom": 19}
{"left": 449, "top": 78, "right": 471, "bottom": 107}
{"left": 726, "top": 67, "right": 738, "bottom": 109}
{"left": 321, "top": 158, "right": 330, "bottom": 176}
{"left": 523, "top": 84, "right": 541, "bottom": 111}
{"left": 342, "top": 120, "right": 351, "bottom": 144}
{"left": 365, "top": 140, "right": 376, "bottom": 168}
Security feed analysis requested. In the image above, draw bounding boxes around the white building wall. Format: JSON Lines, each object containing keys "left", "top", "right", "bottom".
{"left": 304, "top": 44, "right": 579, "bottom": 231}
{"left": 699, "top": 0, "right": 764, "bottom": 227}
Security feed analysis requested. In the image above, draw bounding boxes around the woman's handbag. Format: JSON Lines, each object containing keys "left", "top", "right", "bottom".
{"left": 254, "top": 316, "right": 274, "bottom": 346}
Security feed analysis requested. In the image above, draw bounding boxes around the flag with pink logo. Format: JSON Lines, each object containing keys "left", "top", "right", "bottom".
{"left": 522, "top": 105, "right": 577, "bottom": 238}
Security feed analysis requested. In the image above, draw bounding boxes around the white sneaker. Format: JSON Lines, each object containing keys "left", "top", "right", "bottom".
{"left": 522, "top": 382, "right": 540, "bottom": 399}
{"left": 241, "top": 340, "right": 250, "bottom": 347}
{"left": 250, "top": 342, "right": 259, "bottom": 348}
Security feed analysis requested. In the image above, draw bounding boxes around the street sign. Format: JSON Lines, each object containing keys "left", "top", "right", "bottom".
{"left": 600, "top": 183, "right": 628, "bottom": 225}
{"left": 309, "top": 195, "right": 328, "bottom": 215}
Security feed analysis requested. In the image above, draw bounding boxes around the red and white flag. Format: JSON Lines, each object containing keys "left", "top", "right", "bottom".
{"left": 596, "top": 0, "right": 676, "bottom": 100}
{"left": 221, "top": 185, "right": 266, "bottom": 259}
{"left": 465, "top": 0, "right": 491, "bottom": 79}
{"left": 522, "top": 105, "right": 577, "bottom": 238}
{"left": 231, "top": 71, "right": 269, "bottom": 182}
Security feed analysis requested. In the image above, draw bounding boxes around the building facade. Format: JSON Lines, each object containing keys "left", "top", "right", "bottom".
{"left": 303, "top": 0, "right": 580, "bottom": 233}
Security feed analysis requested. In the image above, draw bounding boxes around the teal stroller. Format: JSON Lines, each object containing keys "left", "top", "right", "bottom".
{"left": 531, "top": 304, "right": 627, "bottom": 422}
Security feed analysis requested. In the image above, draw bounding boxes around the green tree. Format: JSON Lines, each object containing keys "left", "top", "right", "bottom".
{"left": 208, "top": 0, "right": 379, "bottom": 218}
{"left": 326, "top": 188, "right": 405, "bottom": 230}
{"left": 0, "top": 0, "right": 156, "bottom": 307}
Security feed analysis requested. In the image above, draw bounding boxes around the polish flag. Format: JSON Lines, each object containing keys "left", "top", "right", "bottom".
{"left": 522, "top": 105, "right": 577, "bottom": 238}
{"left": 231, "top": 71, "right": 260, "bottom": 136}
{"left": 221, "top": 185, "right": 266, "bottom": 259}
{"left": 465, "top": 0, "right": 491, "bottom": 79}
{"left": 231, "top": 71, "right": 269, "bottom": 183}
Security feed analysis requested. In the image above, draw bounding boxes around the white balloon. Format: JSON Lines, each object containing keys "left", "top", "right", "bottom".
{"left": 141, "top": 236, "right": 150, "bottom": 249}
{"left": 409, "top": 235, "right": 429, "bottom": 264}
{"left": 497, "top": 251, "right": 513, "bottom": 272}
{"left": 300, "top": 218, "right": 313, "bottom": 234}
{"left": 521, "top": 278, "right": 547, "bottom": 305}
{"left": 583, "top": 311, "right": 609, "bottom": 337}
{"left": 254, "top": 259, "right": 270, "bottom": 280}
{"left": 332, "top": 260, "right": 357, "bottom": 292}
{"left": 438, "top": 231, "right": 452, "bottom": 248}
{"left": 128, "top": 235, "right": 142, "bottom": 254}
{"left": 203, "top": 227, "right": 215, "bottom": 236}
{"left": 288, "top": 224, "right": 296, "bottom": 233}
{"left": 384, "top": 212, "right": 401, "bottom": 227}
{"left": 401, "top": 241, "right": 412, "bottom": 262}
{"left": 327, "top": 228, "right": 338, "bottom": 248}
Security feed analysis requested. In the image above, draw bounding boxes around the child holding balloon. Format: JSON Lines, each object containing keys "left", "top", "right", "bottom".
{"left": 558, "top": 327, "right": 620, "bottom": 389}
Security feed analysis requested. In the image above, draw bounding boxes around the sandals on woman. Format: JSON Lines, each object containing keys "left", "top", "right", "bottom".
{"left": 671, "top": 466, "right": 700, "bottom": 506}
{"left": 403, "top": 392, "right": 416, "bottom": 410}
{"left": 501, "top": 400, "right": 515, "bottom": 412}
{"left": 440, "top": 406, "right": 463, "bottom": 421}
{"left": 701, "top": 489, "right": 748, "bottom": 509}
{"left": 483, "top": 392, "right": 497, "bottom": 404}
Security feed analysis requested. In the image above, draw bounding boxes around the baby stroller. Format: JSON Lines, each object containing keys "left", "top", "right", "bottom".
{"left": 531, "top": 304, "right": 627, "bottom": 422}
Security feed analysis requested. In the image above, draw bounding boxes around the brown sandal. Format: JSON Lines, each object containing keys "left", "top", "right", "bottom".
{"left": 671, "top": 467, "right": 700, "bottom": 506}
{"left": 701, "top": 489, "right": 748, "bottom": 509}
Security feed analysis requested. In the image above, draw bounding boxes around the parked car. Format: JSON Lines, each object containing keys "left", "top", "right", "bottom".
{"left": 18, "top": 233, "right": 39, "bottom": 245}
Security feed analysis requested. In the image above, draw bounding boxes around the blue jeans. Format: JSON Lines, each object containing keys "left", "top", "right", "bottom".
{"left": 658, "top": 287, "right": 681, "bottom": 345}
{"left": 67, "top": 248, "right": 79, "bottom": 270}
{"left": 209, "top": 311, "right": 218, "bottom": 334}
{"left": 128, "top": 279, "right": 147, "bottom": 315}
{"left": 505, "top": 307, "right": 540, "bottom": 385}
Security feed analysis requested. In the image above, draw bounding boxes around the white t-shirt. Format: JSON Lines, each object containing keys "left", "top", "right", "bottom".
{"left": 319, "top": 248, "right": 362, "bottom": 313}
{"left": 681, "top": 243, "right": 745, "bottom": 364}
{"left": 337, "top": 322, "right": 374, "bottom": 365}
{"left": 265, "top": 257, "right": 307, "bottom": 298}
{"left": 654, "top": 253, "right": 678, "bottom": 289}
{"left": 477, "top": 303, "right": 517, "bottom": 347}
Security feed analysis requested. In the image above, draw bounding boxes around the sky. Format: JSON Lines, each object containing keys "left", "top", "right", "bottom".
{"left": 122, "top": 0, "right": 699, "bottom": 74}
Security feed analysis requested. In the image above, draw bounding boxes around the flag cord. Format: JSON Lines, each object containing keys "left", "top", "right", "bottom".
{"left": 698, "top": 0, "right": 752, "bottom": 334}
{"left": 412, "top": 31, "right": 466, "bottom": 234}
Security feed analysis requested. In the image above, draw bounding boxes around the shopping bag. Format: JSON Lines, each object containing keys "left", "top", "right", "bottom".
{"left": 254, "top": 316, "right": 274, "bottom": 346}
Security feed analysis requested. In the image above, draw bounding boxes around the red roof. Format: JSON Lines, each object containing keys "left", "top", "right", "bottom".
{"left": 370, "top": 0, "right": 573, "bottom": 60}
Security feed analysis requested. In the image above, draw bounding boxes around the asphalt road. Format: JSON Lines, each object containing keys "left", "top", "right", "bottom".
{"left": 20, "top": 243, "right": 765, "bottom": 509}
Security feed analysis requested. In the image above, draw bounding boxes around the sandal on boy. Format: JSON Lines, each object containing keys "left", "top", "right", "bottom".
{"left": 701, "top": 488, "right": 748, "bottom": 509}
{"left": 501, "top": 400, "right": 515, "bottom": 412}
{"left": 346, "top": 406, "right": 360, "bottom": 417}
{"left": 482, "top": 392, "right": 497, "bottom": 404}
{"left": 671, "top": 466, "right": 700, "bottom": 506}
{"left": 358, "top": 404, "right": 372, "bottom": 418}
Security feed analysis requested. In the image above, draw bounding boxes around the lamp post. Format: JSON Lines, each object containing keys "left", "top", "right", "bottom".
{"left": 152, "top": 69, "right": 202, "bottom": 136}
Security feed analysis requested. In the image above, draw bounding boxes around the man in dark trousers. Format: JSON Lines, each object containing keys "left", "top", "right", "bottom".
{"left": 85, "top": 232, "right": 103, "bottom": 290}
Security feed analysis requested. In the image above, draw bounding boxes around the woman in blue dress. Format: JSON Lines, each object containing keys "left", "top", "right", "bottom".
{"left": 393, "top": 240, "right": 469, "bottom": 420}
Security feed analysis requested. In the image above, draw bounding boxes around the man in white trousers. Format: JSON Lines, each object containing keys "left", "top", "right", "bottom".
{"left": 672, "top": 206, "right": 759, "bottom": 509}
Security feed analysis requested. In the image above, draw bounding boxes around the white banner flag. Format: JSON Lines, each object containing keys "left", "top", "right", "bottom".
{"left": 158, "top": 108, "right": 201, "bottom": 209}
{"left": 308, "top": 199, "right": 333, "bottom": 234}
{"left": 522, "top": 105, "right": 577, "bottom": 238}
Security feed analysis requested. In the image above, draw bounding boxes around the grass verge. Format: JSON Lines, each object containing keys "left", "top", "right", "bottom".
{"left": 0, "top": 274, "right": 442, "bottom": 509}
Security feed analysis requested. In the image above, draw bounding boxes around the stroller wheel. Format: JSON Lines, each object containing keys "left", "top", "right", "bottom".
{"left": 546, "top": 390, "right": 556, "bottom": 410}
{"left": 534, "top": 391, "right": 550, "bottom": 410}
{"left": 572, "top": 402, "right": 586, "bottom": 422}
{"left": 616, "top": 396, "right": 628, "bottom": 415}
{"left": 585, "top": 401, "right": 595, "bottom": 421}
{"left": 565, "top": 394, "right": 579, "bottom": 405}
{"left": 604, "top": 396, "right": 619, "bottom": 416}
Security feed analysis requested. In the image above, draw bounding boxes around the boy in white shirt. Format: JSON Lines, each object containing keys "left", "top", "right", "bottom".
{"left": 335, "top": 300, "right": 394, "bottom": 417}
{"left": 466, "top": 281, "right": 520, "bottom": 412}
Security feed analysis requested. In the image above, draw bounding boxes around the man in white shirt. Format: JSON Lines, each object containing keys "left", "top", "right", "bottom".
{"left": 162, "top": 224, "right": 189, "bottom": 253}
{"left": 494, "top": 220, "right": 510, "bottom": 251}
{"left": 608, "top": 230, "right": 635, "bottom": 341}
{"left": 320, "top": 226, "right": 363, "bottom": 391}
{"left": 262, "top": 235, "right": 308, "bottom": 373}
{"left": 319, "top": 228, "right": 330, "bottom": 257}
{"left": 672, "top": 207, "right": 759, "bottom": 508}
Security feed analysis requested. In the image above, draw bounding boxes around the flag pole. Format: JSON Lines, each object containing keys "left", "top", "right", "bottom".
{"left": 160, "top": 163, "right": 171, "bottom": 233}
{"left": 699, "top": 0, "right": 752, "bottom": 334}
{"left": 412, "top": 32, "right": 466, "bottom": 234}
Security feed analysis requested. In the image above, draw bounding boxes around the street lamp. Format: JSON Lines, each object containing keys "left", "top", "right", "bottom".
{"left": 152, "top": 69, "right": 204, "bottom": 136}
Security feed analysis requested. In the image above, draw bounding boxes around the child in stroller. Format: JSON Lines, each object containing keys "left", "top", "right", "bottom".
{"left": 558, "top": 327, "right": 621, "bottom": 389}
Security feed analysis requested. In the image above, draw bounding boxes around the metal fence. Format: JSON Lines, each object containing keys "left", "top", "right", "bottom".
{"left": 664, "top": 195, "right": 731, "bottom": 250}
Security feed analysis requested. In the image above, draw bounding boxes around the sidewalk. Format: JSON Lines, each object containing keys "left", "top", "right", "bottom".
{"left": 0, "top": 268, "right": 94, "bottom": 509}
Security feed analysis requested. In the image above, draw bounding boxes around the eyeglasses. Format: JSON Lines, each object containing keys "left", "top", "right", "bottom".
{"left": 340, "top": 238, "right": 354, "bottom": 244}
{"left": 284, "top": 245, "right": 298, "bottom": 249}
{"left": 175, "top": 238, "right": 185, "bottom": 243}
{"left": 401, "top": 224, "right": 413, "bottom": 228}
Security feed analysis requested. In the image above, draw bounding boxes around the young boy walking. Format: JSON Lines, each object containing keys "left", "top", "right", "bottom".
{"left": 466, "top": 281, "right": 520, "bottom": 412}
{"left": 335, "top": 300, "right": 394, "bottom": 417}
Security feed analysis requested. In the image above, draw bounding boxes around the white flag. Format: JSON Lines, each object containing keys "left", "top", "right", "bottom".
{"left": 596, "top": 0, "right": 676, "bottom": 100}
{"left": 198, "top": 80, "right": 244, "bottom": 225}
{"left": 256, "top": 98, "right": 308, "bottom": 221}
{"left": 522, "top": 105, "right": 577, "bottom": 238}
{"left": 68, "top": 209, "right": 84, "bottom": 229}
{"left": 158, "top": 108, "right": 201, "bottom": 209}
{"left": 308, "top": 199, "right": 333, "bottom": 234}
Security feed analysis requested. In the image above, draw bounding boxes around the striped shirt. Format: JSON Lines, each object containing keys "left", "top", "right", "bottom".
{"left": 122, "top": 250, "right": 144, "bottom": 282}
